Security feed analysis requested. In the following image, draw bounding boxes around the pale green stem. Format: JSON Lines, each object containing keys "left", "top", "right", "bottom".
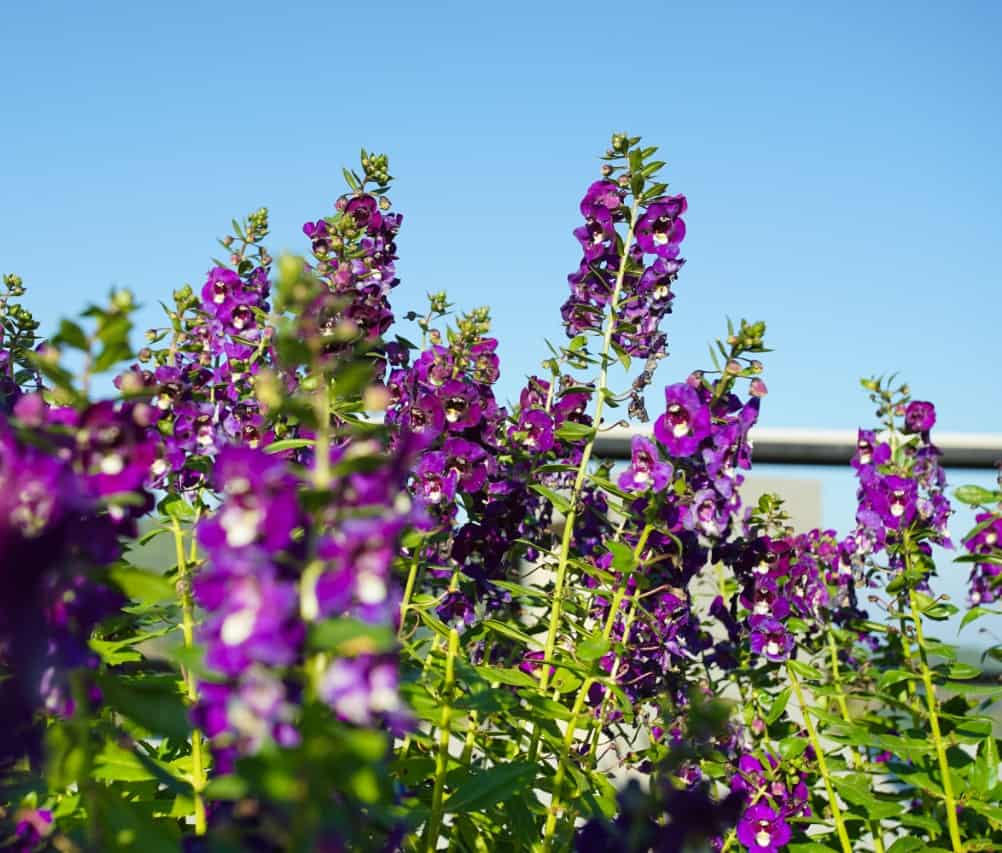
{"left": 528, "top": 199, "right": 640, "bottom": 762}
{"left": 313, "top": 370, "right": 331, "bottom": 489}
{"left": 908, "top": 588, "right": 963, "bottom": 853}
{"left": 399, "top": 555, "right": 421, "bottom": 637}
{"left": 787, "top": 663, "right": 852, "bottom": 853}
{"left": 424, "top": 629, "right": 460, "bottom": 852}
{"left": 542, "top": 525, "right": 652, "bottom": 847}
{"left": 827, "top": 633, "right": 885, "bottom": 853}
{"left": 172, "top": 514, "right": 207, "bottom": 836}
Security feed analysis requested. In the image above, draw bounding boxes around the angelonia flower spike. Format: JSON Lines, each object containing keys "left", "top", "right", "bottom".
{"left": 0, "top": 138, "right": 999, "bottom": 853}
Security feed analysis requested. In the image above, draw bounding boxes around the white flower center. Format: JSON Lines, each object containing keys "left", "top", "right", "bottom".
{"left": 220, "top": 505, "right": 262, "bottom": 547}
{"left": 357, "top": 572, "right": 387, "bottom": 605}
{"left": 221, "top": 608, "right": 256, "bottom": 646}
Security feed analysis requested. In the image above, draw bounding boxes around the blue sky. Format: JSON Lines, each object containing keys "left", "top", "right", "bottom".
{"left": 2, "top": 1, "right": 1000, "bottom": 631}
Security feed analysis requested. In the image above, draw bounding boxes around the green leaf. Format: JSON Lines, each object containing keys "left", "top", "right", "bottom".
{"left": 787, "top": 659, "right": 823, "bottom": 681}
{"left": 108, "top": 564, "right": 175, "bottom": 604}
{"left": 157, "top": 493, "right": 195, "bottom": 521}
{"left": 886, "top": 839, "right": 926, "bottom": 853}
{"left": 444, "top": 762, "right": 537, "bottom": 813}
{"left": 310, "top": 618, "right": 396, "bottom": 655}
{"left": 264, "top": 437, "right": 315, "bottom": 453}
{"left": 779, "top": 736, "right": 809, "bottom": 760}
{"left": 473, "top": 664, "right": 538, "bottom": 688}
{"left": 765, "top": 686, "right": 792, "bottom": 724}
{"left": 482, "top": 619, "right": 538, "bottom": 648}
{"left": 946, "top": 662, "right": 982, "bottom": 680}
{"left": 577, "top": 634, "right": 611, "bottom": 663}
{"left": 528, "top": 484, "right": 571, "bottom": 515}
{"left": 961, "top": 606, "right": 999, "bottom": 630}
{"left": 970, "top": 736, "right": 1000, "bottom": 797}
{"left": 98, "top": 674, "right": 190, "bottom": 740}
{"left": 93, "top": 787, "right": 181, "bottom": 853}
{"left": 955, "top": 485, "right": 1002, "bottom": 506}
{"left": 606, "top": 540, "right": 638, "bottom": 574}
{"left": 55, "top": 319, "right": 88, "bottom": 350}
{"left": 554, "top": 421, "right": 596, "bottom": 442}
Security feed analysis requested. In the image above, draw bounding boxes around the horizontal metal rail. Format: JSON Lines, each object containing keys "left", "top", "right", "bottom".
{"left": 594, "top": 426, "right": 1002, "bottom": 469}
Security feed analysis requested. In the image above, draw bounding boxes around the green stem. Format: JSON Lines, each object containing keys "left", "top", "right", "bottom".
{"left": 542, "top": 525, "right": 652, "bottom": 847}
{"left": 908, "top": 588, "right": 963, "bottom": 853}
{"left": 425, "top": 629, "right": 460, "bottom": 852}
{"left": 787, "top": 662, "right": 852, "bottom": 853}
{"left": 826, "top": 633, "right": 885, "bottom": 853}
{"left": 172, "top": 514, "right": 207, "bottom": 836}
{"left": 528, "top": 198, "right": 640, "bottom": 762}
{"left": 313, "top": 369, "right": 331, "bottom": 489}
{"left": 399, "top": 554, "right": 421, "bottom": 637}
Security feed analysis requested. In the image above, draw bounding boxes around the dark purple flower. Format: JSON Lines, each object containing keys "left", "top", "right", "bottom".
{"left": 904, "top": 400, "right": 936, "bottom": 434}
{"left": 748, "top": 616, "right": 793, "bottom": 662}
{"left": 736, "top": 803, "right": 791, "bottom": 853}
{"left": 654, "top": 384, "right": 711, "bottom": 457}
{"left": 635, "top": 196, "right": 687, "bottom": 258}
{"left": 618, "top": 435, "right": 673, "bottom": 492}
{"left": 514, "top": 409, "right": 555, "bottom": 453}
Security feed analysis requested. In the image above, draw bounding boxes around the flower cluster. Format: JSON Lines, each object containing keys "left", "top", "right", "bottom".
{"left": 965, "top": 509, "right": 1002, "bottom": 604}
{"left": 192, "top": 439, "right": 416, "bottom": 770}
{"left": 562, "top": 180, "right": 686, "bottom": 365}
{"left": 0, "top": 391, "right": 154, "bottom": 763}
{"left": 132, "top": 211, "right": 276, "bottom": 491}
{"left": 730, "top": 752, "right": 810, "bottom": 853}
{"left": 300, "top": 159, "right": 402, "bottom": 373}
{"left": 848, "top": 399, "right": 952, "bottom": 565}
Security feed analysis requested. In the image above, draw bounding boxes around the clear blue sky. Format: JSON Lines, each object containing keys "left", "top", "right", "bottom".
{"left": 2, "top": 1, "right": 1000, "bottom": 627}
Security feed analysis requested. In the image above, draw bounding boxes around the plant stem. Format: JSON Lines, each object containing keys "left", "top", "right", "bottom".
{"left": 528, "top": 199, "right": 640, "bottom": 762}
{"left": 172, "top": 514, "right": 207, "bottom": 836}
{"left": 787, "top": 662, "right": 852, "bottom": 853}
{"left": 542, "top": 525, "right": 652, "bottom": 847}
{"left": 425, "top": 628, "right": 460, "bottom": 852}
{"left": 908, "top": 588, "right": 963, "bottom": 853}
{"left": 399, "top": 554, "right": 421, "bottom": 637}
{"left": 313, "top": 369, "right": 331, "bottom": 489}
{"left": 826, "top": 633, "right": 885, "bottom": 853}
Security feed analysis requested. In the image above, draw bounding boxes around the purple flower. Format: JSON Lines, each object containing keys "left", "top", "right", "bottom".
{"left": 736, "top": 803, "right": 791, "bottom": 853}
{"left": 635, "top": 196, "right": 687, "bottom": 258}
{"left": 871, "top": 474, "right": 918, "bottom": 530}
{"left": 414, "top": 451, "right": 458, "bottom": 506}
{"left": 320, "top": 654, "right": 407, "bottom": 732}
{"left": 654, "top": 384, "right": 711, "bottom": 457}
{"left": 618, "top": 435, "right": 673, "bottom": 492}
{"left": 748, "top": 616, "right": 793, "bottom": 662}
{"left": 198, "top": 446, "right": 300, "bottom": 554}
{"left": 579, "top": 180, "right": 623, "bottom": 223}
{"left": 904, "top": 400, "right": 936, "bottom": 434}
{"left": 13, "top": 807, "right": 53, "bottom": 851}
{"left": 514, "top": 409, "right": 555, "bottom": 453}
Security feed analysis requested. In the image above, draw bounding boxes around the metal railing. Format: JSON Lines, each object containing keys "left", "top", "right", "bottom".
{"left": 594, "top": 426, "right": 1002, "bottom": 469}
